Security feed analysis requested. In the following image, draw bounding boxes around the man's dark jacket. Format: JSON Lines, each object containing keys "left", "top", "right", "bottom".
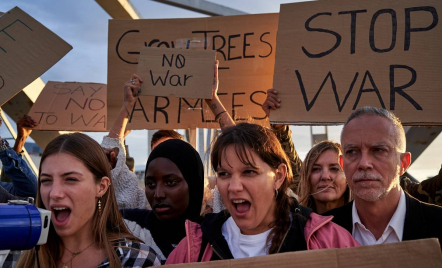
{"left": 323, "top": 192, "right": 442, "bottom": 247}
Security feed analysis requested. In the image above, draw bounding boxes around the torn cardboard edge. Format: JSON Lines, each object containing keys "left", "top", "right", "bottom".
{"left": 270, "top": 121, "right": 442, "bottom": 126}
{"left": 164, "top": 238, "right": 442, "bottom": 268}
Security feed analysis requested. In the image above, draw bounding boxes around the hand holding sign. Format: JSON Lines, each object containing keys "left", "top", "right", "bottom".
{"left": 262, "top": 89, "right": 281, "bottom": 118}
{"left": 124, "top": 74, "right": 143, "bottom": 116}
{"left": 16, "top": 115, "right": 38, "bottom": 139}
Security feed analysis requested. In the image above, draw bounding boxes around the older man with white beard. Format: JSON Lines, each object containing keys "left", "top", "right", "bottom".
{"left": 324, "top": 106, "right": 442, "bottom": 247}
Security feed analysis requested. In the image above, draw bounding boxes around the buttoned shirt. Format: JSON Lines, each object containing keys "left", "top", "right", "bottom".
{"left": 352, "top": 190, "right": 406, "bottom": 246}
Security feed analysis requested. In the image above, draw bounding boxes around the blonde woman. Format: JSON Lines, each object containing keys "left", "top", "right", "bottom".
{"left": 297, "top": 141, "right": 351, "bottom": 214}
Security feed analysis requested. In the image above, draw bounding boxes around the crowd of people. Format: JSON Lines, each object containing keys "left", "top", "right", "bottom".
{"left": 0, "top": 60, "right": 441, "bottom": 268}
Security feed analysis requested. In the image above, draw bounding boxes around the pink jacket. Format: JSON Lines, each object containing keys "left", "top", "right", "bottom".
{"left": 166, "top": 213, "right": 359, "bottom": 264}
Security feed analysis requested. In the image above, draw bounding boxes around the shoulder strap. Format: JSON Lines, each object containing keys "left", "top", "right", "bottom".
{"left": 197, "top": 235, "right": 209, "bottom": 262}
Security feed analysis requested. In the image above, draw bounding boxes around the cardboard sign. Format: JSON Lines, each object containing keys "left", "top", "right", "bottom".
{"left": 28, "top": 81, "right": 107, "bottom": 131}
{"left": 0, "top": 7, "right": 72, "bottom": 106}
{"left": 108, "top": 13, "right": 278, "bottom": 130}
{"left": 137, "top": 47, "right": 215, "bottom": 99}
{"left": 164, "top": 238, "right": 442, "bottom": 268}
{"left": 271, "top": 0, "right": 442, "bottom": 125}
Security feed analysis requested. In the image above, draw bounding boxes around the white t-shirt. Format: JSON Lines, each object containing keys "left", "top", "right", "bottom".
{"left": 221, "top": 216, "right": 272, "bottom": 259}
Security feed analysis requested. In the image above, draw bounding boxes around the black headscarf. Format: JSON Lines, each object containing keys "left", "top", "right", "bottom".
{"left": 145, "top": 139, "right": 204, "bottom": 257}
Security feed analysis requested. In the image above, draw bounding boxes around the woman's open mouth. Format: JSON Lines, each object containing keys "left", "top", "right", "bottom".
{"left": 232, "top": 199, "right": 251, "bottom": 217}
{"left": 52, "top": 206, "right": 71, "bottom": 227}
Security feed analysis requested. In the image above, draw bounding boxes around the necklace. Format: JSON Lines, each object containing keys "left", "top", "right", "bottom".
{"left": 61, "top": 241, "right": 95, "bottom": 268}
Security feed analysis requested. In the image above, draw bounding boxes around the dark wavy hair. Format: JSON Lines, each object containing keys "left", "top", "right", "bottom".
{"left": 211, "top": 122, "right": 293, "bottom": 254}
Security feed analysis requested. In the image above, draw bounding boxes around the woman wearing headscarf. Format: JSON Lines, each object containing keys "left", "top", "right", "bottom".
{"left": 121, "top": 138, "right": 205, "bottom": 263}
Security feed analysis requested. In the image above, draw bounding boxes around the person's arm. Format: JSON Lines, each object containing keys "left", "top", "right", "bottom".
{"left": 205, "top": 60, "right": 235, "bottom": 132}
{"left": 108, "top": 74, "right": 142, "bottom": 139}
{"left": 262, "top": 89, "right": 302, "bottom": 191}
{"left": 13, "top": 115, "right": 37, "bottom": 154}
{"left": 401, "top": 165, "right": 442, "bottom": 206}
{"left": 0, "top": 140, "right": 37, "bottom": 198}
{"left": 101, "top": 74, "right": 148, "bottom": 210}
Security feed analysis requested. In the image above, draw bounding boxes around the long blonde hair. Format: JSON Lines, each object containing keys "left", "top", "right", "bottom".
{"left": 17, "top": 133, "right": 140, "bottom": 268}
{"left": 297, "top": 140, "right": 351, "bottom": 211}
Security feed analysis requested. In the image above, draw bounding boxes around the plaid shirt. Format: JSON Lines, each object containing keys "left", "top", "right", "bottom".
{"left": 2, "top": 238, "right": 161, "bottom": 268}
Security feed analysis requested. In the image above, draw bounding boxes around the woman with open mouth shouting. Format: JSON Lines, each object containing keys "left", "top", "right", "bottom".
{"left": 166, "top": 123, "right": 359, "bottom": 264}
{"left": 297, "top": 141, "right": 351, "bottom": 214}
{"left": 9, "top": 133, "right": 161, "bottom": 268}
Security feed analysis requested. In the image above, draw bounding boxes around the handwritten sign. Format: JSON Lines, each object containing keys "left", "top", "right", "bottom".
{"left": 271, "top": 0, "right": 442, "bottom": 125}
{"left": 28, "top": 82, "right": 107, "bottom": 131}
{"left": 0, "top": 7, "right": 72, "bottom": 106}
{"left": 108, "top": 13, "right": 278, "bottom": 130}
{"left": 137, "top": 47, "right": 215, "bottom": 99}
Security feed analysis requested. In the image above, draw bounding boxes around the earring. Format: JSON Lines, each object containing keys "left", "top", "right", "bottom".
{"left": 274, "top": 189, "right": 279, "bottom": 200}
{"left": 98, "top": 197, "right": 102, "bottom": 216}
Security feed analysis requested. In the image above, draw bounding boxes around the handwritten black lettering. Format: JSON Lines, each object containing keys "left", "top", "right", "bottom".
{"left": 93, "top": 115, "right": 106, "bottom": 128}
{"left": 175, "top": 54, "right": 185, "bottom": 68}
{"left": 296, "top": 70, "right": 358, "bottom": 112}
{"left": 192, "top": 30, "right": 220, "bottom": 50}
{"left": 116, "top": 30, "right": 139, "bottom": 64}
{"left": 302, "top": 13, "right": 341, "bottom": 58}
{"left": 243, "top": 32, "right": 255, "bottom": 59}
{"left": 65, "top": 98, "right": 87, "bottom": 110}
{"left": 369, "top": 9, "right": 397, "bottom": 53}
{"left": 89, "top": 86, "right": 102, "bottom": 97}
{"left": 353, "top": 71, "right": 385, "bottom": 110}
{"left": 150, "top": 70, "right": 169, "bottom": 86}
{"left": 232, "top": 92, "right": 246, "bottom": 121}
{"left": 0, "top": 75, "right": 4, "bottom": 90}
{"left": 177, "top": 98, "right": 204, "bottom": 123}
{"left": 154, "top": 96, "right": 170, "bottom": 123}
{"left": 250, "top": 91, "right": 266, "bottom": 119}
{"left": 212, "top": 35, "right": 226, "bottom": 60}
{"left": 228, "top": 34, "right": 241, "bottom": 61}
{"left": 71, "top": 113, "right": 98, "bottom": 126}
{"left": 389, "top": 65, "right": 421, "bottom": 110}
{"left": 129, "top": 98, "right": 149, "bottom": 123}
{"left": 259, "top": 32, "right": 273, "bottom": 58}
{"left": 0, "top": 19, "right": 33, "bottom": 53}
{"left": 88, "top": 99, "right": 105, "bottom": 111}
{"left": 405, "top": 6, "right": 438, "bottom": 51}
{"left": 338, "top": 10, "right": 367, "bottom": 54}
{"left": 71, "top": 86, "right": 85, "bottom": 96}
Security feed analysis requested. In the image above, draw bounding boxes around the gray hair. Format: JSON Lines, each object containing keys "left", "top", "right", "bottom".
{"left": 341, "top": 106, "right": 406, "bottom": 152}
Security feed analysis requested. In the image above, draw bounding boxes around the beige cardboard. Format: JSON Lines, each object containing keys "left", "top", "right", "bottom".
{"left": 108, "top": 13, "right": 278, "bottom": 130}
{"left": 0, "top": 7, "right": 72, "bottom": 106}
{"left": 137, "top": 47, "right": 215, "bottom": 99}
{"left": 28, "top": 81, "right": 107, "bottom": 131}
{"left": 271, "top": 0, "right": 442, "bottom": 125}
{"left": 164, "top": 238, "right": 442, "bottom": 268}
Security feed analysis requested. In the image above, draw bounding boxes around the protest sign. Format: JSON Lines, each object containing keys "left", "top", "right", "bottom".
{"left": 137, "top": 47, "right": 215, "bottom": 99}
{"left": 164, "top": 238, "right": 442, "bottom": 268}
{"left": 271, "top": 0, "right": 442, "bottom": 125}
{"left": 108, "top": 13, "right": 278, "bottom": 130}
{"left": 28, "top": 81, "right": 107, "bottom": 131}
{"left": 0, "top": 7, "right": 72, "bottom": 106}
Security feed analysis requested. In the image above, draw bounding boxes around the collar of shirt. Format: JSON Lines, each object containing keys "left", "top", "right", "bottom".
{"left": 352, "top": 190, "right": 406, "bottom": 245}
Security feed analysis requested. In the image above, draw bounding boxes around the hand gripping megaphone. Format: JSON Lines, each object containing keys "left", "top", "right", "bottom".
{"left": 0, "top": 199, "right": 51, "bottom": 250}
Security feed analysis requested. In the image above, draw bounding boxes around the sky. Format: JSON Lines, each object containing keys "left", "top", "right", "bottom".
{"left": 0, "top": 0, "right": 440, "bottom": 181}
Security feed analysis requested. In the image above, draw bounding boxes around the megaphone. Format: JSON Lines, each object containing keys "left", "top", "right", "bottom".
{"left": 0, "top": 199, "right": 51, "bottom": 250}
